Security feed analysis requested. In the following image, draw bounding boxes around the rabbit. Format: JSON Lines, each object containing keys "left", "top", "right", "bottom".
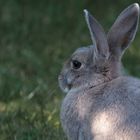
{"left": 58, "top": 3, "right": 140, "bottom": 140}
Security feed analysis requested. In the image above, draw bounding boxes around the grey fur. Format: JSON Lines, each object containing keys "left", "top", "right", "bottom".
{"left": 58, "top": 3, "right": 140, "bottom": 140}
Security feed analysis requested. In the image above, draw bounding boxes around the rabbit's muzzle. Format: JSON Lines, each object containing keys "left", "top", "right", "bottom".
{"left": 58, "top": 73, "right": 73, "bottom": 93}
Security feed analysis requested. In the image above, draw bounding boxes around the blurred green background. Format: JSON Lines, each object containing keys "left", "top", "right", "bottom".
{"left": 0, "top": 0, "right": 140, "bottom": 139}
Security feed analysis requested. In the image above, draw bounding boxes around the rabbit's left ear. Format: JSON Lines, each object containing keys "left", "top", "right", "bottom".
{"left": 84, "top": 10, "right": 109, "bottom": 61}
{"left": 107, "top": 3, "right": 139, "bottom": 58}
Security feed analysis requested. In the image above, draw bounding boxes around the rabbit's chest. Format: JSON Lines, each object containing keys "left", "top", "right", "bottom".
{"left": 61, "top": 93, "right": 88, "bottom": 123}
{"left": 61, "top": 91, "right": 92, "bottom": 118}
{"left": 60, "top": 92, "right": 91, "bottom": 138}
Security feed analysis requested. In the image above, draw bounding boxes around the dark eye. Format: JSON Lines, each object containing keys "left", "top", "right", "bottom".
{"left": 71, "top": 60, "right": 82, "bottom": 69}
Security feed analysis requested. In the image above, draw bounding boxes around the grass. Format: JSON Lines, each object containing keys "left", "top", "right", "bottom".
{"left": 0, "top": 0, "right": 140, "bottom": 140}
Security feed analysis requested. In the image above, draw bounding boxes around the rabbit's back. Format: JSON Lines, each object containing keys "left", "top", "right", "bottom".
{"left": 90, "top": 76, "right": 140, "bottom": 139}
{"left": 61, "top": 76, "right": 140, "bottom": 140}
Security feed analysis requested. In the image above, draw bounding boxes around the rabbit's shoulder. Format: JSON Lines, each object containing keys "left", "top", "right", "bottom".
{"left": 93, "top": 76, "right": 140, "bottom": 115}
{"left": 115, "top": 76, "right": 140, "bottom": 108}
{"left": 108, "top": 76, "right": 140, "bottom": 97}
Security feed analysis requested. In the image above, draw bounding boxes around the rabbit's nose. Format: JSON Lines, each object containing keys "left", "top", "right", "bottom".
{"left": 66, "top": 78, "right": 72, "bottom": 88}
{"left": 67, "top": 77, "right": 72, "bottom": 85}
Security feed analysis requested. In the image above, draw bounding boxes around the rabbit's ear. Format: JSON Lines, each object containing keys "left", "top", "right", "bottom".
{"left": 107, "top": 3, "right": 139, "bottom": 58}
{"left": 84, "top": 10, "right": 109, "bottom": 61}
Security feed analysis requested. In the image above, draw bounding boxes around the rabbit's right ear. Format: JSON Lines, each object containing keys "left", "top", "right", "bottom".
{"left": 84, "top": 10, "right": 109, "bottom": 62}
{"left": 107, "top": 3, "right": 139, "bottom": 58}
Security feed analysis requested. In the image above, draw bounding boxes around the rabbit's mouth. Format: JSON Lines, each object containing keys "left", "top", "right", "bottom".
{"left": 63, "top": 85, "right": 71, "bottom": 93}
{"left": 67, "top": 83, "right": 72, "bottom": 91}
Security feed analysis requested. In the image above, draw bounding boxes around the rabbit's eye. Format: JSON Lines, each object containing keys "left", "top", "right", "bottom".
{"left": 71, "top": 60, "right": 82, "bottom": 69}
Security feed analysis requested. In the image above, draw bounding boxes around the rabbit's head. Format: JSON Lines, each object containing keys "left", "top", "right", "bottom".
{"left": 59, "top": 3, "right": 139, "bottom": 93}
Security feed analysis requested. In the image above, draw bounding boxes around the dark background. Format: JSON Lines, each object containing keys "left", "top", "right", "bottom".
{"left": 0, "top": 0, "right": 140, "bottom": 139}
